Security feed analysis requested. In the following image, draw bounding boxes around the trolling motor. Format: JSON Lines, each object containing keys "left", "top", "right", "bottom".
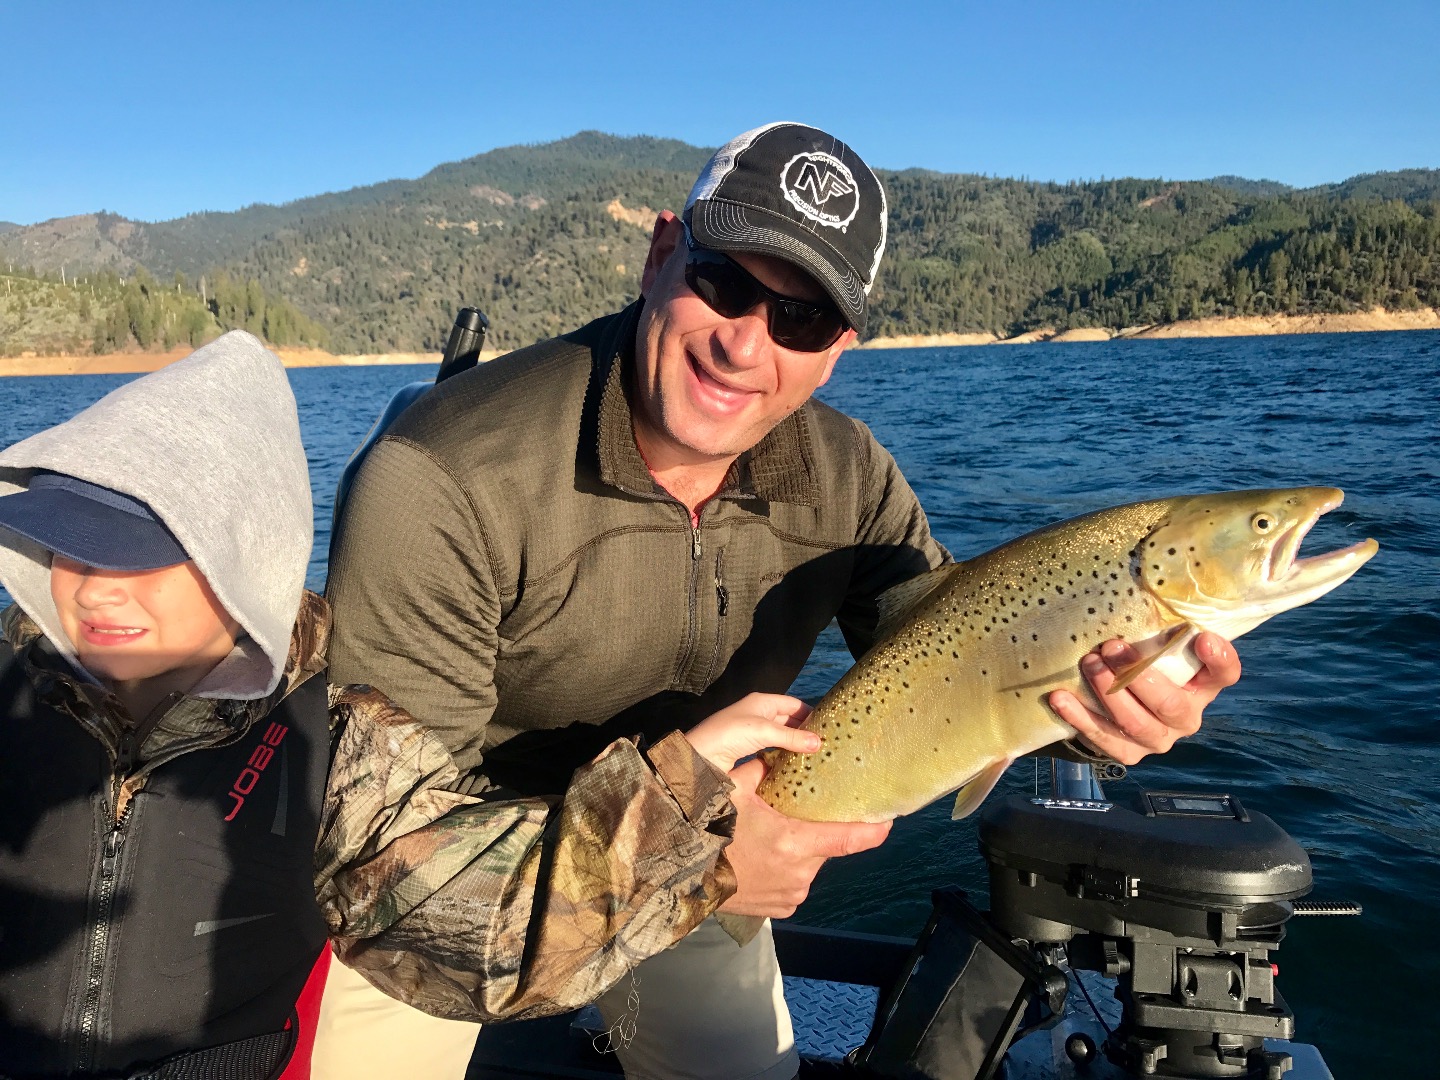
{"left": 854, "top": 786, "right": 1357, "bottom": 1080}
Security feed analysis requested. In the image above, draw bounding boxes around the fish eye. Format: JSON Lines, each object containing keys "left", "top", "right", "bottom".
{"left": 1251, "top": 513, "right": 1275, "bottom": 534}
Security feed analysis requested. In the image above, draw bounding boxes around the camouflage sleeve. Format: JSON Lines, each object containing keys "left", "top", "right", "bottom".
{"left": 315, "top": 685, "right": 738, "bottom": 1023}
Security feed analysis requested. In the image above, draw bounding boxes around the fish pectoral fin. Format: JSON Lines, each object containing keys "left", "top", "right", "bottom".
{"left": 874, "top": 565, "right": 961, "bottom": 640}
{"left": 714, "top": 912, "right": 765, "bottom": 947}
{"left": 950, "top": 758, "right": 1014, "bottom": 820}
{"left": 1106, "top": 622, "right": 1196, "bottom": 695}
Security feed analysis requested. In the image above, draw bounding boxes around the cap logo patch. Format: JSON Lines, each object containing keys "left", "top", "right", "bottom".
{"left": 780, "top": 152, "right": 859, "bottom": 231}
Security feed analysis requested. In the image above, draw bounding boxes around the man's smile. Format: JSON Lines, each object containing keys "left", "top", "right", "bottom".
{"left": 685, "top": 349, "right": 759, "bottom": 411}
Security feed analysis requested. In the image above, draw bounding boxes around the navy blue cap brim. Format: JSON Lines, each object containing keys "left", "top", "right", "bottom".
{"left": 0, "top": 487, "right": 188, "bottom": 571}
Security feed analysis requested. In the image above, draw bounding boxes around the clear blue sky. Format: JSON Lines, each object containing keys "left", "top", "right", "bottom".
{"left": 3, "top": 0, "right": 1437, "bottom": 225}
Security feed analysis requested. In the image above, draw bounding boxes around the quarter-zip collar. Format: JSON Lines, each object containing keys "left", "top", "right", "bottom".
{"left": 592, "top": 301, "right": 822, "bottom": 508}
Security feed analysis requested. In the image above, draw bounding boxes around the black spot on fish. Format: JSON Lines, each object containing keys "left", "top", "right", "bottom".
{"left": 1168, "top": 548, "right": 1177, "bottom": 555}
{"left": 1032, "top": 633, "right": 1038, "bottom": 641}
{"left": 1038, "top": 599, "right": 1047, "bottom": 606}
{"left": 1071, "top": 634, "right": 1078, "bottom": 642}
{"left": 1088, "top": 607, "right": 1096, "bottom": 615}
{"left": 1022, "top": 661, "right": 1030, "bottom": 670}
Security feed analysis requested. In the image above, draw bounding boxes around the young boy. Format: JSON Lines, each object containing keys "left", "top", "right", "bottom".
{"left": 0, "top": 331, "right": 818, "bottom": 1079}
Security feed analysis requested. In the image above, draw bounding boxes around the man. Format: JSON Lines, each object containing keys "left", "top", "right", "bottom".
{"left": 323, "top": 122, "right": 1240, "bottom": 1079}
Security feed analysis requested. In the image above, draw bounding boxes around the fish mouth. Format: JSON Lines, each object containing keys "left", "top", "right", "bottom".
{"left": 1265, "top": 490, "right": 1378, "bottom": 598}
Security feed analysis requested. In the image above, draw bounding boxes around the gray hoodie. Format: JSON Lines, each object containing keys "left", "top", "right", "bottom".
{"left": 0, "top": 330, "right": 312, "bottom": 700}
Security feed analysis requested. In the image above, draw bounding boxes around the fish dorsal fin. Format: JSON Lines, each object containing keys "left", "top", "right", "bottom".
{"left": 951, "top": 757, "right": 1014, "bottom": 820}
{"left": 1106, "top": 622, "right": 1197, "bottom": 695}
{"left": 875, "top": 565, "right": 960, "bottom": 641}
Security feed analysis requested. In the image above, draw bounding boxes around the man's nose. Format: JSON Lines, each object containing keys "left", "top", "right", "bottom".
{"left": 714, "top": 304, "right": 772, "bottom": 368}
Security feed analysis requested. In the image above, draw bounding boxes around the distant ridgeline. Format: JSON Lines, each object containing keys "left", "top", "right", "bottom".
{"left": 1, "top": 132, "right": 1437, "bottom": 356}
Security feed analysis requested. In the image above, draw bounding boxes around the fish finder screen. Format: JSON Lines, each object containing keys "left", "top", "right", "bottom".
{"left": 1144, "top": 792, "right": 1245, "bottom": 819}
{"left": 1172, "top": 797, "right": 1227, "bottom": 812}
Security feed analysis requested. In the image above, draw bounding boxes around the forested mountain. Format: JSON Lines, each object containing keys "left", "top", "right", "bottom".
{"left": 0, "top": 265, "right": 328, "bottom": 357}
{"left": 3, "top": 134, "right": 1438, "bottom": 355}
{"left": 1203, "top": 176, "right": 1294, "bottom": 198}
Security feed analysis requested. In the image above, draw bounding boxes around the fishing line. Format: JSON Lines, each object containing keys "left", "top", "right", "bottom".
{"left": 593, "top": 970, "right": 641, "bottom": 1054}
{"left": 1064, "top": 943, "right": 1114, "bottom": 1039}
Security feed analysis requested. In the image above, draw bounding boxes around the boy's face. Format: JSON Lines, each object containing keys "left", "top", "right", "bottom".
{"left": 50, "top": 557, "right": 241, "bottom": 690}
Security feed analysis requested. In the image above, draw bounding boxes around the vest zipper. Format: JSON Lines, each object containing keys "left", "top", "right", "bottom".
{"left": 76, "top": 802, "right": 133, "bottom": 1072}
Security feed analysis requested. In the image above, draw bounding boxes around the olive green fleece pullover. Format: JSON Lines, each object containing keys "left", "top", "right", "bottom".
{"left": 326, "top": 301, "right": 951, "bottom": 799}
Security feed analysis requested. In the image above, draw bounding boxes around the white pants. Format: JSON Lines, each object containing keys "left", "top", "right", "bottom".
{"left": 310, "top": 917, "right": 797, "bottom": 1080}
{"left": 310, "top": 950, "right": 480, "bottom": 1080}
{"left": 593, "top": 916, "right": 799, "bottom": 1080}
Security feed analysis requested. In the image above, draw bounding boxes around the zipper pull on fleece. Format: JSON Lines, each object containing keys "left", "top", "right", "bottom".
{"left": 691, "top": 526, "right": 701, "bottom": 561}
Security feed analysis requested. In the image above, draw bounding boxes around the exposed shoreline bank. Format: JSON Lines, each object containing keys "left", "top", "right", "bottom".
{"left": 5, "top": 307, "right": 1437, "bottom": 376}
{"left": 856, "top": 306, "right": 1440, "bottom": 349}
{"left": 0, "top": 345, "right": 506, "bottom": 378}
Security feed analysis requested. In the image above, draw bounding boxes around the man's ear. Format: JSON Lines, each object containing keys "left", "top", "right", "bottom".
{"left": 814, "top": 329, "right": 857, "bottom": 388}
{"left": 641, "top": 210, "right": 685, "bottom": 297}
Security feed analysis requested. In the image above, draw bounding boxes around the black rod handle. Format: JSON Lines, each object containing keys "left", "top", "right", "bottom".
{"left": 436, "top": 307, "right": 490, "bottom": 383}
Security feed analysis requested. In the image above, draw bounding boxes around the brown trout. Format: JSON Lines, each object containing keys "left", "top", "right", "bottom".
{"left": 756, "top": 487, "right": 1377, "bottom": 823}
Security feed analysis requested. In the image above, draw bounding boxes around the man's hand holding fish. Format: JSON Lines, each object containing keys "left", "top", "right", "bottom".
{"left": 1050, "top": 632, "right": 1241, "bottom": 765}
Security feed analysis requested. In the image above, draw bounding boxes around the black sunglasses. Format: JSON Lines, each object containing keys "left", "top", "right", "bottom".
{"left": 683, "top": 246, "right": 848, "bottom": 353}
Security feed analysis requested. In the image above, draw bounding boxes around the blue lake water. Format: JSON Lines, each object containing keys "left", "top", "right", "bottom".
{"left": 3, "top": 330, "right": 1438, "bottom": 1077}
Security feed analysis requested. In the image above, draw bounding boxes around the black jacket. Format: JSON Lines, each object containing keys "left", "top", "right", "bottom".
{"left": 0, "top": 619, "right": 330, "bottom": 1078}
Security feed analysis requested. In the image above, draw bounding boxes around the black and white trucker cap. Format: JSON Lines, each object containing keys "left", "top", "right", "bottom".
{"left": 683, "top": 122, "right": 887, "bottom": 335}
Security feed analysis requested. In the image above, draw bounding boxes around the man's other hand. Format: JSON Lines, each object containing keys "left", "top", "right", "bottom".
{"left": 717, "top": 756, "right": 891, "bottom": 919}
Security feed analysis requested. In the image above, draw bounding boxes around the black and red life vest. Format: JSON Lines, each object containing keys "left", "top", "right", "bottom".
{"left": 0, "top": 641, "right": 331, "bottom": 1079}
